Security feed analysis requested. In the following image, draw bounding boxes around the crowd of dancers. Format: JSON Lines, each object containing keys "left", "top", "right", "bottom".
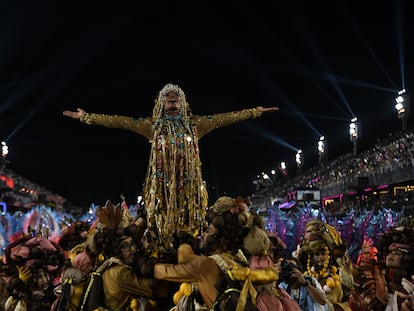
{"left": 0, "top": 197, "right": 413, "bottom": 310}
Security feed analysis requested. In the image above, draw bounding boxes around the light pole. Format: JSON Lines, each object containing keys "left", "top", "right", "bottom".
{"left": 318, "top": 136, "right": 326, "bottom": 166}
{"left": 279, "top": 161, "right": 288, "bottom": 179}
{"left": 349, "top": 117, "right": 359, "bottom": 156}
{"left": 395, "top": 89, "right": 409, "bottom": 131}
{"left": 296, "top": 149, "right": 304, "bottom": 174}
{"left": 1, "top": 140, "right": 9, "bottom": 167}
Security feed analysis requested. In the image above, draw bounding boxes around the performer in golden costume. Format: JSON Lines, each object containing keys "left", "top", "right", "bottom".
{"left": 63, "top": 83, "right": 277, "bottom": 251}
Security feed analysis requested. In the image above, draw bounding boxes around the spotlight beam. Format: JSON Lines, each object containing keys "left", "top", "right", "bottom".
{"left": 338, "top": 1, "right": 399, "bottom": 90}
{"left": 323, "top": 73, "right": 396, "bottom": 93}
{"left": 394, "top": 0, "right": 405, "bottom": 90}
{"left": 301, "top": 112, "right": 349, "bottom": 121}
{"left": 242, "top": 123, "right": 299, "bottom": 152}
{"left": 295, "top": 64, "right": 349, "bottom": 118}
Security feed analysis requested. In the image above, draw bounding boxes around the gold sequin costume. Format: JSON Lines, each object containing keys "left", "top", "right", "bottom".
{"left": 80, "top": 84, "right": 263, "bottom": 250}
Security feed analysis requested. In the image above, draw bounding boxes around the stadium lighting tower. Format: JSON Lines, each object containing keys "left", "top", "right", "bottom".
{"left": 296, "top": 149, "right": 304, "bottom": 173}
{"left": 395, "top": 89, "right": 409, "bottom": 131}
{"left": 1, "top": 141, "right": 8, "bottom": 158}
{"left": 1, "top": 140, "right": 9, "bottom": 167}
{"left": 280, "top": 161, "right": 288, "bottom": 177}
{"left": 318, "top": 136, "right": 326, "bottom": 166}
{"left": 349, "top": 117, "right": 359, "bottom": 156}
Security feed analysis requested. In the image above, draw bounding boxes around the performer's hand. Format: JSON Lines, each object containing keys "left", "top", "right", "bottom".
{"left": 291, "top": 268, "right": 307, "bottom": 285}
{"left": 256, "top": 106, "right": 278, "bottom": 113}
{"left": 17, "top": 265, "right": 32, "bottom": 283}
{"left": 62, "top": 108, "right": 86, "bottom": 119}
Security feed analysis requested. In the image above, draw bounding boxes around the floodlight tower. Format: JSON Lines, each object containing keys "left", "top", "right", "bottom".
{"left": 296, "top": 149, "right": 304, "bottom": 174}
{"left": 318, "top": 136, "right": 326, "bottom": 166}
{"left": 1, "top": 140, "right": 9, "bottom": 167}
{"left": 280, "top": 161, "right": 288, "bottom": 178}
{"left": 395, "top": 89, "right": 409, "bottom": 131}
{"left": 349, "top": 117, "right": 359, "bottom": 156}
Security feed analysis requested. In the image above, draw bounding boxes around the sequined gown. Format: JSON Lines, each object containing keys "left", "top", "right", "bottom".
{"left": 80, "top": 108, "right": 262, "bottom": 250}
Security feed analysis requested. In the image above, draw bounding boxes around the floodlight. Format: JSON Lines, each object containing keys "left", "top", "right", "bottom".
{"left": 318, "top": 136, "right": 325, "bottom": 155}
{"left": 349, "top": 117, "right": 358, "bottom": 142}
{"left": 395, "top": 89, "right": 407, "bottom": 117}
{"left": 295, "top": 149, "right": 303, "bottom": 166}
{"left": 395, "top": 89, "right": 409, "bottom": 130}
{"left": 1, "top": 141, "right": 8, "bottom": 158}
{"left": 262, "top": 172, "right": 270, "bottom": 180}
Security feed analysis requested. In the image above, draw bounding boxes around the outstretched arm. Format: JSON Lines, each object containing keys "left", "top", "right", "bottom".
{"left": 62, "top": 108, "right": 153, "bottom": 140}
{"left": 195, "top": 106, "right": 278, "bottom": 138}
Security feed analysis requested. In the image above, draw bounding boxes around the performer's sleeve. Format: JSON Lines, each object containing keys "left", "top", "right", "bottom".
{"left": 194, "top": 108, "right": 262, "bottom": 138}
{"left": 154, "top": 256, "right": 212, "bottom": 283}
{"left": 107, "top": 265, "right": 154, "bottom": 298}
{"left": 80, "top": 113, "right": 153, "bottom": 139}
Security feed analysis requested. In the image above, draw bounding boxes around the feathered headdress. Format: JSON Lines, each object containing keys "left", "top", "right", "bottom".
{"left": 92, "top": 200, "right": 145, "bottom": 258}
{"left": 96, "top": 201, "right": 123, "bottom": 230}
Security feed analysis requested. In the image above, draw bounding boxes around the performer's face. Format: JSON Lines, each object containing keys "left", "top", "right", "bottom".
{"left": 199, "top": 224, "right": 218, "bottom": 252}
{"left": 386, "top": 249, "right": 404, "bottom": 268}
{"left": 35, "top": 268, "right": 51, "bottom": 291}
{"left": 163, "top": 91, "right": 182, "bottom": 116}
{"left": 313, "top": 248, "right": 328, "bottom": 269}
{"left": 119, "top": 237, "right": 137, "bottom": 265}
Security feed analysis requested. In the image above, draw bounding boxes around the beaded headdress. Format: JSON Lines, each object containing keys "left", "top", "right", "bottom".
{"left": 152, "top": 83, "right": 191, "bottom": 123}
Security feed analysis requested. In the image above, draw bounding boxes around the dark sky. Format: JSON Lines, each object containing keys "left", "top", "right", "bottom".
{"left": 1, "top": 1, "right": 412, "bottom": 208}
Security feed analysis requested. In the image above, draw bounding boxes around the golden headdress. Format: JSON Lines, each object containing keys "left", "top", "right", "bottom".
{"left": 300, "top": 219, "right": 346, "bottom": 258}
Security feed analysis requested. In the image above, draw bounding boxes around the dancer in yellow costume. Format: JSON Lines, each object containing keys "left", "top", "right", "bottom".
{"left": 63, "top": 83, "right": 277, "bottom": 251}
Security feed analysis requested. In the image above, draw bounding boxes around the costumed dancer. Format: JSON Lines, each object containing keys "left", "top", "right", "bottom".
{"left": 297, "top": 219, "right": 353, "bottom": 311}
{"left": 3, "top": 229, "right": 65, "bottom": 311}
{"left": 83, "top": 200, "right": 169, "bottom": 311}
{"left": 350, "top": 220, "right": 414, "bottom": 311}
{"left": 154, "top": 196, "right": 280, "bottom": 311}
{"left": 51, "top": 221, "right": 93, "bottom": 311}
{"left": 63, "top": 83, "right": 278, "bottom": 252}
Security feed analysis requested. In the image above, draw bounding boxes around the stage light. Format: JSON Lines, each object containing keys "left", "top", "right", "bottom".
{"left": 279, "top": 161, "right": 288, "bottom": 176}
{"left": 318, "top": 136, "right": 325, "bottom": 155}
{"left": 296, "top": 149, "right": 304, "bottom": 174}
{"left": 1, "top": 141, "right": 8, "bottom": 158}
{"left": 262, "top": 172, "right": 270, "bottom": 180}
{"left": 318, "top": 136, "right": 327, "bottom": 166}
{"left": 349, "top": 117, "right": 360, "bottom": 155}
{"left": 395, "top": 90, "right": 406, "bottom": 116}
{"left": 395, "top": 89, "right": 409, "bottom": 130}
{"left": 349, "top": 117, "right": 358, "bottom": 141}
{"left": 296, "top": 149, "right": 303, "bottom": 166}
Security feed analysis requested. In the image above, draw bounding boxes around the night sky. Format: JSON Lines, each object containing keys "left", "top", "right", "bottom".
{"left": 1, "top": 1, "right": 412, "bottom": 208}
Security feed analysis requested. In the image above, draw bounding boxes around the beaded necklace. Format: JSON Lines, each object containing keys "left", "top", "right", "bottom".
{"left": 305, "top": 246, "right": 330, "bottom": 279}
